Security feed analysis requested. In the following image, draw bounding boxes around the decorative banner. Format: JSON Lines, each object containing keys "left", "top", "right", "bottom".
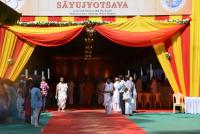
{"left": 0, "top": 0, "right": 191, "bottom": 16}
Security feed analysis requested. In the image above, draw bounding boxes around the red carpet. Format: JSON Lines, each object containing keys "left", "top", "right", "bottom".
{"left": 41, "top": 109, "right": 147, "bottom": 134}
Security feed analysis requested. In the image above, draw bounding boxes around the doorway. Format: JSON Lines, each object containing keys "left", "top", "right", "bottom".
{"left": 23, "top": 30, "right": 168, "bottom": 108}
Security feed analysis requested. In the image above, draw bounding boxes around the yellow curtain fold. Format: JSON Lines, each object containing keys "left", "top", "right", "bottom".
{"left": 190, "top": 0, "right": 200, "bottom": 96}
{"left": 171, "top": 33, "right": 186, "bottom": 96}
{"left": 8, "top": 25, "right": 83, "bottom": 34}
{"left": 104, "top": 16, "right": 180, "bottom": 32}
{"left": 115, "top": 16, "right": 128, "bottom": 23}
{"left": 153, "top": 43, "right": 180, "bottom": 93}
{"left": 8, "top": 42, "right": 35, "bottom": 81}
{"left": 169, "top": 15, "right": 186, "bottom": 96}
{"left": 0, "top": 30, "right": 17, "bottom": 78}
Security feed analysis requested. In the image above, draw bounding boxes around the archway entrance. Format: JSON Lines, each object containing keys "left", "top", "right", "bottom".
{"left": 24, "top": 29, "right": 171, "bottom": 108}
{"left": 0, "top": 16, "right": 190, "bottom": 109}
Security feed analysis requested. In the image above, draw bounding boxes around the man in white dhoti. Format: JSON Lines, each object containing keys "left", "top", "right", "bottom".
{"left": 113, "top": 78, "right": 121, "bottom": 112}
{"left": 103, "top": 78, "right": 114, "bottom": 115}
{"left": 119, "top": 75, "right": 126, "bottom": 115}
{"left": 129, "top": 77, "right": 137, "bottom": 112}
{"left": 123, "top": 88, "right": 132, "bottom": 115}
{"left": 97, "top": 80, "right": 105, "bottom": 105}
{"left": 124, "top": 76, "right": 133, "bottom": 116}
{"left": 55, "top": 78, "right": 68, "bottom": 112}
{"left": 68, "top": 80, "right": 74, "bottom": 105}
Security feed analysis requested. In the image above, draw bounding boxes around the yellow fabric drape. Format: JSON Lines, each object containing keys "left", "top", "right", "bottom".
{"left": 171, "top": 33, "right": 186, "bottom": 96}
{"left": 190, "top": 0, "right": 200, "bottom": 96}
{"left": 103, "top": 16, "right": 180, "bottom": 32}
{"left": 115, "top": 16, "right": 128, "bottom": 23}
{"left": 9, "top": 42, "right": 35, "bottom": 81}
{"left": 35, "top": 16, "right": 48, "bottom": 22}
{"left": 89, "top": 16, "right": 102, "bottom": 21}
{"left": 8, "top": 25, "right": 83, "bottom": 34}
{"left": 0, "top": 30, "right": 17, "bottom": 78}
{"left": 170, "top": 16, "right": 186, "bottom": 96}
{"left": 153, "top": 43, "right": 180, "bottom": 93}
{"left": 62, "top": 16, "right": 74, "bottom": 22}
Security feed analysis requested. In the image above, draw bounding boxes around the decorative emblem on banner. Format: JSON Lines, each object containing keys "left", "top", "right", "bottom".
{"left": 5, "top": 0, "right": 25, "bottom": 11}
{"left": 161, "top": 0, "right": 185, "bottom": 11}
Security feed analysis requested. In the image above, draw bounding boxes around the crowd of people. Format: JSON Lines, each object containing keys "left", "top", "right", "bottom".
{"left": 0, "top": 75, "right": 49, "bottom": 127}
{"left": 102, "top": 75, "right": 137, "bottom": 116}
{"left": 53, "top": 75, "right": 137, "bottom": 116}
{"left": 0, "top": 72, "right": 163, "bottom": 126}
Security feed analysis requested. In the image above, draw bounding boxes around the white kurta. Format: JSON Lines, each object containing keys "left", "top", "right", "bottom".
{"left": 131, "top": 82, "right": 137, "bottom": 111}
{"left": 125, "top": 80, "right": 136, "bottom": 113}
{"left": 113, "top": 81, "right": 120, "bottom": 112}
{"left": 123, "top": 91, "right": 132, "bottom": 115}
{"left": 104, "top": 83, "right": 113, "bottom": 115}
{"left": 118, "top": 80, "right": 126, "bottom": 93}
{"left": 57, "top": 83, "right": 68, "bottom": 110}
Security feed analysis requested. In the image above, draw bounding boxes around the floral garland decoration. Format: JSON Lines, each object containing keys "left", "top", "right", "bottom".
{"left": 16, "top": 20, "right": 110, "bottom": 27}
{"left": 159, "top": 18, "right": 190, "bottom": 24}
{"left": 16, "top": 18, "right": 190, "bottom": 27}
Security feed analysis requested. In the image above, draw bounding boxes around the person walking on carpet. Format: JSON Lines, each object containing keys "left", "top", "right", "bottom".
{"left": 103, "top": 78, "right": 114, "bottom": 115}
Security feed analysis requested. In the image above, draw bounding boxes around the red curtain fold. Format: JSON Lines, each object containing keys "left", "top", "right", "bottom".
{"left": 95, "top": 24, "right": 185, "bottom": 47}
{"left": 74, "top": 16, "right": 89, "bottom": 22}
{"left": 9, "top": 26, "right": 83, "bottom": 47}
{"left": 180, "top": 24, "right": 190, "bottom": 96}
{"left": 20, "top": 16, "right": 35, "bottom": 22}
{"left": 180, "top": 15, "right": 191, "bottom": 96}
{"left": 48, "top": 16, "right": 62, "bottom": 22}
{"left": 0, "top": 27, "right": 6, "bottom": 57}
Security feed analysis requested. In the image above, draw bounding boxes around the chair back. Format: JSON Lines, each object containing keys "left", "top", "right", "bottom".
{"left": 173, "top": 93, "right": 183, "bottom": 104}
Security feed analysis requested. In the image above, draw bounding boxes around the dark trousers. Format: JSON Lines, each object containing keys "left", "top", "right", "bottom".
{"left": 120, "top": 92, "right": 125, "bottom": 115}
{"left": 42, "top": 96, "right": 46, "bottom": 111}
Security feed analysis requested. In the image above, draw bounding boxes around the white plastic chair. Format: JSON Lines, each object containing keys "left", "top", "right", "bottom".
{"left": 173, "top": 93, "right": 184, "bottom": 113}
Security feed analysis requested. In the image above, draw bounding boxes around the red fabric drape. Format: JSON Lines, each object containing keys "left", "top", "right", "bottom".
{"left": 0, "top": 27, "right": 6, "bottom": 57}
{"left": 20, "top": 16, "right": 35, "bottom": 22}
{"left": 95, "top": 24, "right": 185, "bottom": 47}
{"left": 48, "top": 16, "right": 62, "bottom": 22}
{"left": 102, "top": 17, "right": 116, "bottom": 22}
{"left": 164, "top": 39, "right": 182, "bottom": 94}
{"left": 74, "top": 16, "right": 89, "bottom": 22}
{"left": 8, "top": 26, "right": 83, "bottom": 47}
{"left": 181, "top": 25, "right": 190, "bottom": 96}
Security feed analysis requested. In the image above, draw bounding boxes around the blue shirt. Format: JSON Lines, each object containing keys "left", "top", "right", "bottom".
{"left": 30, "top": 87, "right": 42, "bottom": 108}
